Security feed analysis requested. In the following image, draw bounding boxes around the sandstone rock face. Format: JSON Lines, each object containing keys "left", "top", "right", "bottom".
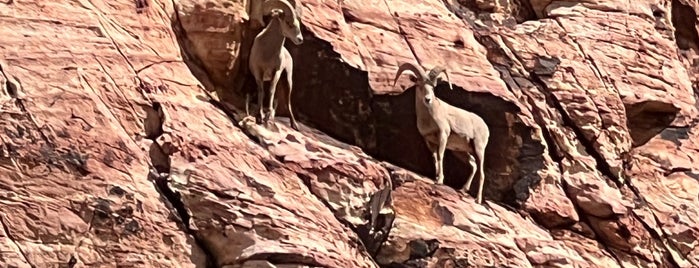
{"left": 1, "top": 0, "right": 699, "bottom": 267}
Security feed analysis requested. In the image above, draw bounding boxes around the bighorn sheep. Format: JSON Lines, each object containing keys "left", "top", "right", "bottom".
{"left": 393, "top": 62, "right": 490, "bottom": 204}
{"left": 249, "top": 0, "right": 303, "bottom": 28}
{"left": 247, "top": 0, "right": 303, "bottom": 130}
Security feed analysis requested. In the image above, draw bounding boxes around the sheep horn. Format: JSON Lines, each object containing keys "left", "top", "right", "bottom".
{"left": 262, "top": 0, "right": 297, "bottom": 24}
{"left": 428, "top": 66, "right": 453, "bottom": 90}
{"left": 393, "top": 62, "right": 427, "bottom": 87}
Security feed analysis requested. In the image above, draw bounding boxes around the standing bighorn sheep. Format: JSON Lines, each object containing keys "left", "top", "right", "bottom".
{"left": 247, "top": 0, "right": 303, "bottom": 130}
{"left": 393, "top": 62, "right": 490, "bottom": 204}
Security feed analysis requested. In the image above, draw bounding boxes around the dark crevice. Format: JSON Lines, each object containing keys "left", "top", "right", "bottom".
{"left": 671, "top": 0, "right": 699, "bottom": 52}
{"left": 138, "top": 65, "right": 216, "bottom": 267}
{"left": 367, "top": 187, "right": 397, "bottom": 259}
{"left": 150, "top": 170, "right": 216, "bottom": 268}
{"left": 559, "top": 178, "right": 624, "bottom": 265}
{"left": 621, "top": 168, "right": 687, "bottom": 266}
{"left": 67, "top": 255, "right": 77, "bottom": 268}
{"left": 5, "top": 79, "right": 18, "bottom": 98}
{"left": 134, "top": 0, "right": 149, "bottom": 13}
{"left": 241, "top": 252, "right": 328, "bottom": 267}
{"left": 356, "top": 188, "right": 395, "bottom": 257}
{"left": 663, "top": 167, "right": 692, "bottom": 177}
{"left": 149, "top": 170, "right": 216, "bottom": 268}
{"left": 529, "top": 72, "right": 622, "bottom": 186}
{"left": 509, "top": 0, "right": 537, "bottom": 22}
{"left": 629, "top": 208, "right": 684, "bottom": 267}
{"left": 143, "top": 102, "right": 164, "bottom": 140}
{"left": 508, "top": 72, "right": 563, "bottom": 164}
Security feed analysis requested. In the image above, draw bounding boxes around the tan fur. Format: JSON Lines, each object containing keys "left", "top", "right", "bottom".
{"left": 393, "top": 62, "right": 491, "bottom": 204}
{"left": 248, "top": 0, "right": 303, "bottom": 130}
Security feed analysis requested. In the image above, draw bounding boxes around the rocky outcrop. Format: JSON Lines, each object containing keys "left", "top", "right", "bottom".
{"left": 1, "top": 0, "right": 698, "bottom": 267}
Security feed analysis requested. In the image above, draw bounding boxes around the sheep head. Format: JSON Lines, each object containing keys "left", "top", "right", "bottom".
{"left": 263, "top": 0, "right": 303, "bottom": 45}
{"left": 394, "top": 62, "right": 443, "bottom": 105}
{"left": 427, "top": 66, "right": 453, "bottom": 90}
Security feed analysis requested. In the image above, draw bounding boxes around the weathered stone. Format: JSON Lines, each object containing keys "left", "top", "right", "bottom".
{"left": 2, "top": 0, "right": 699, "bottom": 267}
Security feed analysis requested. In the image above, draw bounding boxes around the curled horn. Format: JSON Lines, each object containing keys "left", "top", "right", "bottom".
{"left": 262, "top": 0, "right": 297, "bottom": 24}
{"left": 428, "top": 66, "right": 453, "bottom": 90}
{"left": 393, "top": 62, "right": 427, "bottom": 87}
{"left": 292, "top": 0, "right": 303, "bottom": 19}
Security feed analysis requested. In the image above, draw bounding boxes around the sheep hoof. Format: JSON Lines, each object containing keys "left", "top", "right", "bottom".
{"left": 263, "top": 119, "right": 280, "bottom": 131}
{"left": 238, "top": 115, "right": 256, "bottom": 128}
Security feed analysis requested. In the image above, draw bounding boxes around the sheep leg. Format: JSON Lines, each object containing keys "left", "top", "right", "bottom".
{"left": 461, "top": 154, "right": 477, "bottom": 193}
{"left": 475, "top": 145, "right": 486, "bottom": 204}
{"left": 425, "top": 141, "right": 440, "bottom": 183}
{"left": 245, "top": 92, "right": 251, "bottom": 116}
{"left": 286, "top": 67, "right": 299, "bottom": 130}
{"left": 435, "top": 133, "right": 447, "bottom": 185}
{"left": 266, "top": 70, "right": 283, "bottom": 126}
{"left": 255, "top": 77, "right": 265, "bottom": 124}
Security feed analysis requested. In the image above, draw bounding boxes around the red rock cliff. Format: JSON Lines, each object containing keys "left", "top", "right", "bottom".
{"left": 1, "top": 0, "right": 698, "bottom": 267}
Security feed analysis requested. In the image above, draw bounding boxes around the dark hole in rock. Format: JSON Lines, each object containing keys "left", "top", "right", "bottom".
{"left": 626, "top": 100, "right": 679, "bottom": 147}
{"left": 342, "top": 7, "right": 360, "bottom": 23}
{"left": 533, "top": 55, "right": 561, "bottom": 76}
{"left": 143, "top": 102, "right": 164, "bottom": 140}
{"left": 509, "top": 0, "right": 538, "bottom": 22}
{"left": 5, "top": 79, "right": 17, "bottom": 98}
{"left": 659, "top": 127, "right": 690, "bottom": 146}
{"left": 671, "top": 0, "right": 699, "bottom": 51}
{"left": 408, "top": 239, "right": 440, "bottom": 259}
{"left": 149, "top": 143, "right": 171, "bottom": 173}
{"left": 125, "top": 219, "right": 141, "bottom": 234}
{"left": 109, "top": 185, "right": 127, "bottom": 197}
{"left": 452, "top": 0, "right": 537, "bottom": 22}
{"left": 653, "top": 9, "right": 664, "bottom": 18}
{"left": 67, "top": 256, "right": 77, "bottom": 268}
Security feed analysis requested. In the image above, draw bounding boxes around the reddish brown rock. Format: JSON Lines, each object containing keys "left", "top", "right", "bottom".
{"left": 376, "top": 180, "right": 620, "bottom": 267}
{"left": 236, "top": 114, "right": 393, "bottom": 254}
{"left": 0, "top": 0, "right": 204, "bottom": 266}
{"left": 0, "top": 0, "right": 377, "bottom": 266}
{"left": 2, "top": 0, "right": 699, "bottom": 266}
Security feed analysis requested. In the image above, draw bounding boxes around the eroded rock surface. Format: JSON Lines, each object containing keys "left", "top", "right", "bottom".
{"left": 1, "top": 0, "right": 699, "bottom": 267}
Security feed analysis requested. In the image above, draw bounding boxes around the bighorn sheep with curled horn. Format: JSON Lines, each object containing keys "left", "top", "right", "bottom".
{"left": 249, "top": 0, "right": 303, "bottom": 28}
{"left": 393, "top": 62, "right": 490, "bottom": 204}
{"left": 247, "top": 0, "right": 303, "bottom": 130}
